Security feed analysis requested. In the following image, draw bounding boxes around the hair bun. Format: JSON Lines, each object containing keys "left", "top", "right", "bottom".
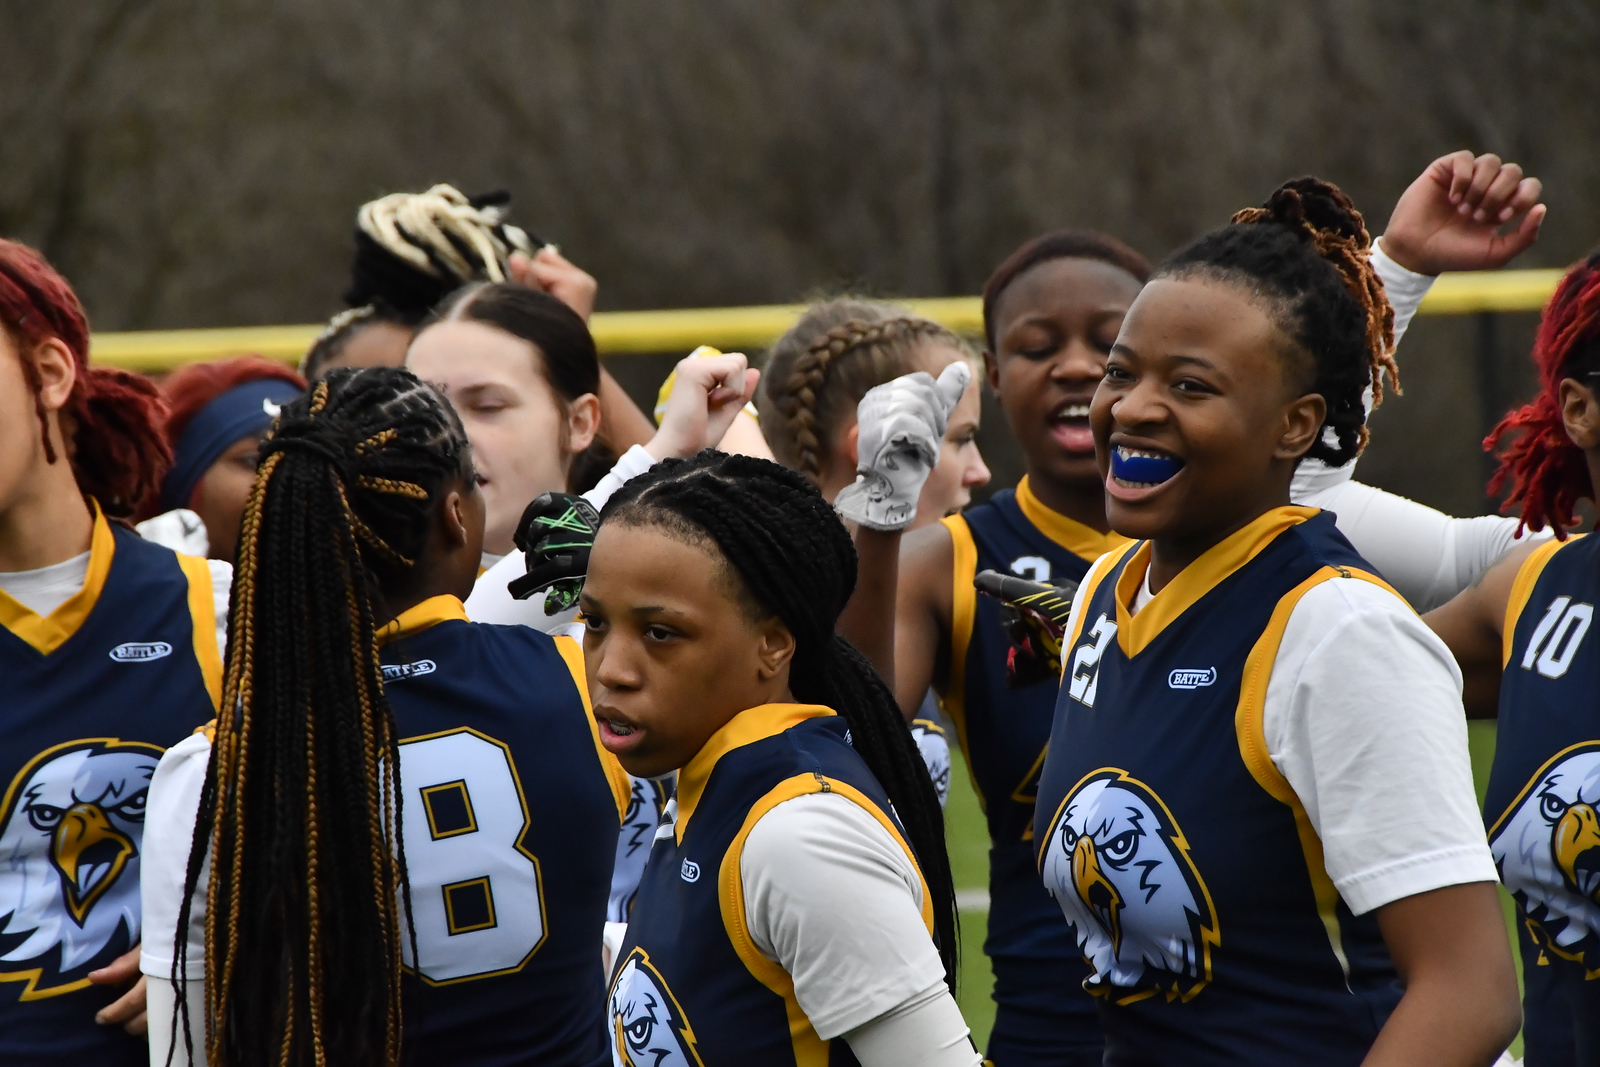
{"left": 1234, "top": 177, "right": 1371, "bottom": 253}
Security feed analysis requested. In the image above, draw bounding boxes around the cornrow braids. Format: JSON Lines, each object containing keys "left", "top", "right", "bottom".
{"left": 173, "top": 367, "right": 472, "bottom": 1067}
{"left": 1484, "top": 249, "right": 1600, "bottom": 536}
{"left": 601, "top": 451, "right": 960, "bottom": 989}
{"left": 761, "top": 313, "right": 969, "bottom": 481}
{"left": 1160, "top": 177, "right": 1398, "bottom": 468}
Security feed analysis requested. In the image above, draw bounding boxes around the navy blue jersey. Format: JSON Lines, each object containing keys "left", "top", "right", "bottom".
{"left": 943, "top": 478, "right": 1126, "bottom": 1052}
{"left": 0, "top": 513, "right": 220, "bottom": 1067}
{"left": 1483, "top": 534, "right": 1600, "bottom": 1060}
{"left": 379, "top": 596, "right": 629, "bottom": 1067}
{"left": 609, "top": 704, "right": 931, "bottom": 1066}
{"left": 1036, "top": 508, "right": 1405, "bottom": 1067}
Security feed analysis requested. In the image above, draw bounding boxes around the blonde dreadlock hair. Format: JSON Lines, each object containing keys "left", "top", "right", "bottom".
{"left": 1160, "top": 177, "right": 1399, "bottom": 466}
{"left": 344, "top": 184, "right": 543, "bottom": 327}
{"left": 758, "top": 302, "right": 972, "bottom": 480}
{"left": 173, "top": 367, "right": 474, "bottom": 1067}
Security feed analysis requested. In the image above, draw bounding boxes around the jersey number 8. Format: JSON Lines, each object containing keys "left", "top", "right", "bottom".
{"left": 398, "top": 729, "right": 547, "bottom": 983}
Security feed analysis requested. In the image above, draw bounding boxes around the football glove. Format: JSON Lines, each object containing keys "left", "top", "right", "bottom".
{"left": 974, "top": 569, "right": 1080, "bottom": 689}
{"left": 508, "top": 492, "right": 600, "bottom": 613}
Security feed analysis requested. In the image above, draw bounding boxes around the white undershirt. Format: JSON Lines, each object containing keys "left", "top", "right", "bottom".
{"left": 1117, "top": 554, "right": 1495, "bottom": 916}
{"left": 0, "top": 547, "right": 231, "bottom": 656}
{"left": 0, "top": 551, "right": 91, "bottom": 616}
{"left": 732, "top": 793, "right": 979, "bottom": 1064}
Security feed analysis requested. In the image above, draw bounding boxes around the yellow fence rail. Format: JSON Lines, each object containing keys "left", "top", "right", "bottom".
{"left": 87, "top": 270, "right": 1566, "bottom": 373}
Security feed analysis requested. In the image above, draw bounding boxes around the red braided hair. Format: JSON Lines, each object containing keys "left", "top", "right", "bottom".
{"left": 0, "top": 239, "right": 171, "bottom": 520}
{"left": 1484, "top": 250, "right": 1600, "bottom": 537}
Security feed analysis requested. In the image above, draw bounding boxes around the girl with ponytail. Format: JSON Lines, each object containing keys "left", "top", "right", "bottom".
{"left": 139, "top": 366, "right": 631, "bottom": 1067}
{"left": 1031, "top": 178, "right": 1519, "bottom": 1066}
{"left": 1424, "top": 250, "right": 1600, "bottom": 1064}
{"left": 892, "top": 152, "right": 1545, "bottom": 1067}
{"left": 581, "top": 450, "right": 979, "bottom": 1066}
{"left": 0, "top": 239, "right": 221, "bottom": 1065}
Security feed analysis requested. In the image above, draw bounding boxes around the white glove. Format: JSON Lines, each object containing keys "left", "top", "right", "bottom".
{"left": 833, "top": 361, "right": 971, "bottom": 531}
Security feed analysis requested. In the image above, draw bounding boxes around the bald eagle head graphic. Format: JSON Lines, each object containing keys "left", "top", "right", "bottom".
{"left": 1040, "top": 768, "right": 1219, "bottom": 1002}
{"left": 1490, "top": 746, "right": 1600, "bottom": 972}
{"left": 0, "top": 740, "right": 162, "bottom": 995}
{"left": 608, "top": 948, "right": 703, "bottom": 1067}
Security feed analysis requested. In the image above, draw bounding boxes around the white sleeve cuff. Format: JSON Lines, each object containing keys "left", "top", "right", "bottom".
{"left": 1371, "top": 238, "right": 1437, "bottom": 350}
{"left": 1335, "top": 845, "right": 1501, "bottom": 916}
{"left": 582, "top": 444, "right": 658, "bottom": 513}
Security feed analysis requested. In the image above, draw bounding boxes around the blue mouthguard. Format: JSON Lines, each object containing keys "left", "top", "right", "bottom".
{"left": 1110, "top": 450, "right": 1183, "bottom": 485}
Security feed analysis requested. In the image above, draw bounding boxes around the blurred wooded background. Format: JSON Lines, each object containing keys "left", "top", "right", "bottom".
{"left": 2, "top": 0, "right": 1596, "bottom": 516}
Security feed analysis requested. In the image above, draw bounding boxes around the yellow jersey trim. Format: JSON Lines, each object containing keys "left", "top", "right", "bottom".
{"left": 1015, "top": 476, "right": 1131, "bottom": 562}
{"left": 1064, "top": 544, "right": 1136, "bottom": 656}
{"left": 175, "top": 554, "right": 223, "bottom": 712}
{"left": 1114, "top": 506, "right": 1321, "bottom": 658}
{"left": 376, "top": 594, "right": 469, "bottom": 645}
{"left": 940, "top": 514, "right": 982, "bottom": 803}
{"left": 0, "top": 504, "right": 113, "bottom": 656}
{"left": 718, "top": 773, "right": 934, "bottom": 1067}
{"left": 555, "top": 634, "right": 631, "bottom": 824}
{"left": 1502, "top": 536, "right": 1575, "bottom": 668}
{"left": 676, "top": 704, "right": 836, "bottom": 844}
{"left": 1234, "top": 563, "right": 1401, "bottom": 982}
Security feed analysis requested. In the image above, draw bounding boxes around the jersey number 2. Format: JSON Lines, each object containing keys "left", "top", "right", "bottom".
{"left": 1069, "top": 614, "right": 1117, "bottom": 707}
{"left": 1522, "top": 596, "right": 1595, "bottom": 680}
{"left": 398, "top": 729, "right": 547, "bottom": 983}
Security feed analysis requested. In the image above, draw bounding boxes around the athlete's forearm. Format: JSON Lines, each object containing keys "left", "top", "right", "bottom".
{"left": 595, "top": 367, "right": 656, "bottom": 453}
{"left": 838, "top": 526, "right": 899, "bottom": 687}
{"left": 1364, "top": 883, "right": 1520, "bottom": 1067}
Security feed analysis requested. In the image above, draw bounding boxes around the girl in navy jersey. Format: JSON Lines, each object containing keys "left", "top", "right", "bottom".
{"left": 1426, "top": 250, "right": 1600, "bottom": 1066}
{"left": 140, "top": 367, "right": 630, "bottom": 1067}
{"left": 1036, "top": 177, "right": 1518, "bottom": 1066}
{"left": 580, "top": 452, "right": 977, "bottom": 1066}
{"left": 891, "top": 149, "right": 1546, "bottom": 1067}
{"left": 0, "top": 240, "right": 223, "bottom": 1065}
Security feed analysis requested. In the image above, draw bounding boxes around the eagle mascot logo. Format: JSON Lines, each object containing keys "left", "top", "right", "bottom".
{"left": 1490, "top": 745, "right": 1600, "bottom": 974}
{"left": 608, "top": 947, "right": 704, "bottom": 1067}
{"left": 0, "top": 739, "right": 162, "bottom": 997}
{"left": 1040, "top": 767, "right": 1219, "bottom": 1003}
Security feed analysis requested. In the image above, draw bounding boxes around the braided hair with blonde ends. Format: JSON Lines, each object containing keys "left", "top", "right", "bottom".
{"left": 1161, "top": 177, "right": 1399, "bottom": 467}
{"left": 173, "top": 367, "right": 473, "bottom": 1067}
{"left": 766, "top": 316, "right": 968, "bottom": 481}
{"left": 601, "top": 451, "right": 961, "bottom": 989}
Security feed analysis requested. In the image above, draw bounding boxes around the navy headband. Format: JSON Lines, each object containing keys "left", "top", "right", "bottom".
{"left": 160, "top": 378, "right": 305, "bottom": 512}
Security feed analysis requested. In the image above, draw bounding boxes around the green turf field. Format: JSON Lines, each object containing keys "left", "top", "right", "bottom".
{"left": 944, "top": 719, "right": 1523, "bottom": 1055}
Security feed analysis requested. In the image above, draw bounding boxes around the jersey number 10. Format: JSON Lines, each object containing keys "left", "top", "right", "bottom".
{"left": 397, "top": 729, "right": 547, "bottom": 984}
{"left": 1522, "top": 596, "right": 1595, "bottom": 681}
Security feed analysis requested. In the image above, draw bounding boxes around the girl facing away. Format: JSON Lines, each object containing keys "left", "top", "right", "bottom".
{"left": 580, "top": 452, "right": 978, "bottom": 1066}
{"left": 141, "top": 368, "right": 632, "bottom": 1066}
{"left": 1034, "top": 177, "right": 1519, "bottom": 1066}
{"left": 1425, "top": 249, "right": 1600, "bottom": 1066}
